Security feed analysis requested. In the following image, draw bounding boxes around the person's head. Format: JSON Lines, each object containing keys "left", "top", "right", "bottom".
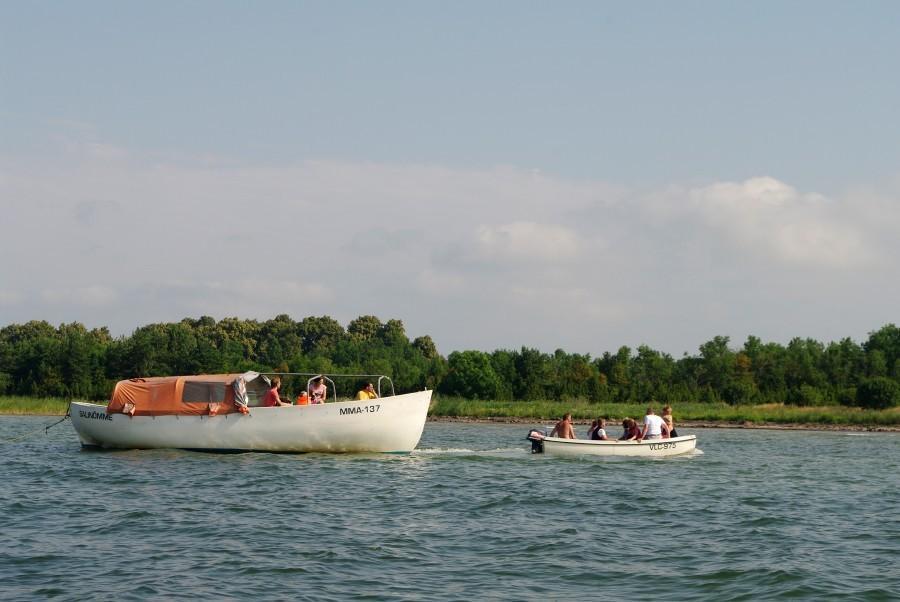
{"left": 598, "top": 418, "right": 606, "bottom": 427}
{"left": 271, "top": 376, "right": 281, "bottom": 390}
{"left": 662, "top": 405, "right": 672, "bottom": 415}
{"left": 622, "top": 418, "right": 630, "bottom": 427}
{"left": 563, "top": 413, "right": 572, "bottom": 422}
{"left": 313, "top": 376, "right": 323, "bottom": 386}
{"left": 365, "top": 382, "right": 375, "bottom": 391}
{"left": 646, "top": 406, "right": 655, "bottom": 415}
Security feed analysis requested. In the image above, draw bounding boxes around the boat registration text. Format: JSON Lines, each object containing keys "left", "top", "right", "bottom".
{"left": 648, "top": 441, "right": 677, "bottom": 451}
{"left": 340, "top": 404, "right": 381, "bottom": 416}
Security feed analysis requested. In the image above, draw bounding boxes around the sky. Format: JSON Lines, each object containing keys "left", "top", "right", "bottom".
{"left": 2, "top": 1, "right": 900, "bottom": 358}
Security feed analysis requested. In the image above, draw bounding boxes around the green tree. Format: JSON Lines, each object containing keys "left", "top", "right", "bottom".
{"left": 298, "top": 316, "right": 346, "bottom": 355}
{"left": 863, "top": 324, "right": 900, "bottom": 378}
{"left": 412, "top": 335, "right": 438, "bottom": 359}
{"left": 856, "top": 377, "right": 900, "bottom": 409}
{"left": 347, "top": 315, "right": 382, "bottom": 343}
{"left": 439, "top": 350, "right": 502, "bottom": 399}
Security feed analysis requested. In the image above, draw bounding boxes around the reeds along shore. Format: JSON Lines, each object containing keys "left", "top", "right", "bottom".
{"left": 2, "top": 396, "right": 899, "bottom": 430}
{"left": 427, "top": 398, "right": 900, "bottom": 429}
{"left": 0, "top": 397, "right": 71, "bottom": 416}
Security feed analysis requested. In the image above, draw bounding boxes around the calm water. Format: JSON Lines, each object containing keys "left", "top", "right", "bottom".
{"left": 1, "top": 418, "right": 898, "bottom": 601}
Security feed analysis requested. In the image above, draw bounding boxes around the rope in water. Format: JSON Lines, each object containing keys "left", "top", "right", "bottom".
{"left": 2, "top": 402, "right": 71, "bottom": 444}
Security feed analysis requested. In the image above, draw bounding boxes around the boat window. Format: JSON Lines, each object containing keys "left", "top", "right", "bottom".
{"left": 182, "top": 381, "right": 227, "bottom": 403}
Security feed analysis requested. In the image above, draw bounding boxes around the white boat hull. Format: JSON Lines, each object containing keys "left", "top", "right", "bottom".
{"left": 70, "top": 390, "right": 432, "bottom": 453}
{"left": 540, "top": 434, "right": 697, "bottom": 458}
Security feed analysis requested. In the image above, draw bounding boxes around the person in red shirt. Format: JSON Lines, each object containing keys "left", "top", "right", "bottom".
{"left": 263, "top": 377, "right": 291, "bottom": 407}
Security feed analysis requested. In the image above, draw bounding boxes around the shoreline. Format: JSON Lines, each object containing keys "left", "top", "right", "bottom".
{"left": 427, "top": 415, "right": 900, "bottom": 433}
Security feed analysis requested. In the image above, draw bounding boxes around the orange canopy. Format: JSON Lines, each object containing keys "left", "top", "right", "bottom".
{"left": 107, "top": 373, "right": 267, "bottom": 416}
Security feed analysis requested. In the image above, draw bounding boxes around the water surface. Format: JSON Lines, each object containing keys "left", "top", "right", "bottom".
{"left": 1, "top": 418, "right": 898, "bottom": 600}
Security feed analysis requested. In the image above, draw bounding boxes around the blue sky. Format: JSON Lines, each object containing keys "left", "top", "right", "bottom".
{"left": 2, "top": 2, "right": 900, "bottom": 356}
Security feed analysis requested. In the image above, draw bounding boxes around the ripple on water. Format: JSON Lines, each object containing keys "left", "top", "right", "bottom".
{"left": 1, "top": 422, "right": 899, "bottom": 600}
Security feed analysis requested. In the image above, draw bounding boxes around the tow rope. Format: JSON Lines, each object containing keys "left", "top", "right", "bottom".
{"left": 2, "top": 402, "right": 71, "bottom": 444}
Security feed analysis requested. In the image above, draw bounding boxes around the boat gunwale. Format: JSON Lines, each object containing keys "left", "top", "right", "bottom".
{"left": 539, "top": 434, "right": 697, "bottom": 448}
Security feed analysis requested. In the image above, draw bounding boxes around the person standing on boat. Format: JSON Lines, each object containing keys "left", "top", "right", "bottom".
{"left": 641, "top": 406, "right": 669, "bottom": 439}
{"left": 356, "top": 382, "right": 378, "bottom": 400}
{"left": 550, "top": 413, "right": 576, "bottom": 439}
{"left": 263, "top": 377, "right": 292, "bottom": 407}
{"left": 309, "top": 376, "right": 327, "bottom": 404}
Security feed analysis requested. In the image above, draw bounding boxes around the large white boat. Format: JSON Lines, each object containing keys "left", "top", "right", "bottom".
{"left": 527, "top": 430, "right": 698, "bottom": 458}
{"left": 70, "top": 372, "right": 431, "bottom": 453}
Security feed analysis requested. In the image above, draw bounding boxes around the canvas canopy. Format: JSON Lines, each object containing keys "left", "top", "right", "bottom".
{"left": 106, "top": 372, "right": 266, "bottom": 416}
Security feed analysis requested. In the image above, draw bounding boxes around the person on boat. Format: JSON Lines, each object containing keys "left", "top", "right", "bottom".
{"left": 263, "top": 377, "right": 292, "bottom": 407}
{"left": 662, "top": 404, "right": 678, "bottom": 438}
{"left": 356, "top": 382, "right": 378, "bottom": 400}
{"left": 640, "top": 406, "right": 669, "bottom": 440}
{"left": 590, "top": 418, "right": 609, "bottom": 440}
{"left": 309, "top": 376, "right": 327, "bottom": 404}
{"left": 295, "top": 390, "right": 309, "bottom": 405}
{"left": 619, "top": 418, "right": 641, "bottom": 441}
{"left": 550, "top": 413, "right": 576, "bottom": 439}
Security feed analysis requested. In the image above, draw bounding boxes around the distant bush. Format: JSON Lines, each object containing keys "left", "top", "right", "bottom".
{"left": 856, "top": 377, "right": 900, "bottom": 410}
{"left": 787, "top": 384, "right": 825, "bottom": 407}
{"left": 837, "top": 387, "right": 857, "bottom": 407}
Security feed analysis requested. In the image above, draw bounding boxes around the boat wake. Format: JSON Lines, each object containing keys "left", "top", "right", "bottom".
{"left": 414, "top": 447, "right": 527, "bottom": 456}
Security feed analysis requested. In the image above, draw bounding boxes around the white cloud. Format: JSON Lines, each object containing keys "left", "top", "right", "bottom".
{"left": 475, "top": 221, "right": 580, "bottom": 264}
{"left": 2, "top": 140, "right": 899, "bottom": 355}
{"left": 40, "top": 286, "right": 118, "bottom": 307}
{"left": 0, "top": 290, "right": 25, "bottom": 306}
{"left": 674, "top": 176, "right": 874, "bottom": 268}
{"left": 416, "top": 268, "right": 467, "bottom": 296}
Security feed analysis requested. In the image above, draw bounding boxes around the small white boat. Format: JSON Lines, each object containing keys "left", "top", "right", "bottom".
{"left": 527, "top": 430, "right": 697, "bottom": 458}
{"left": 71, "top": 372, "right": 431, "bottom": 453}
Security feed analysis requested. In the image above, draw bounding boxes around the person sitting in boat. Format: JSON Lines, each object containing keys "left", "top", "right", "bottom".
{"left": 662, "top": 404, "right": 678, "bottom": 438}
{"left": 309, "top": 376, "right": 327, "bottom": 404}
{"left": 550, "top": 413, "right": 576, "bottom": 439}
{"left": 619, "top": 418, "right": 641, "bottom": 441}
{"left": 263, "top": 377, "right": 292, "bottom": 407}
{"left": 641, "top": 406, "right": 669, "bottom": 440}
{"left": 356, "top": 382, "right": 378, "bottom": 400}
{"left": 590, "top": 418, "right": 609, "bottom": 440}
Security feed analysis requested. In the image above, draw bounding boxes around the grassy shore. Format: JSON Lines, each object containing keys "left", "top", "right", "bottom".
{"left": 429, "top": 397, "right": 900, "bottom": 429}
{"left": 0, "top": 397, "right": 74, "bottom": 415}
{"left": 2, "top": 396, "right": 898, "bottom": 430}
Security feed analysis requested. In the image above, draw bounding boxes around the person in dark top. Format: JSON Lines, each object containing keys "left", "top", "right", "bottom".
{"left": 590, "top": 418, "right": 609, "bottom": 440}
{"left": 619, "top": 418, "right": 641, "bottom": 441}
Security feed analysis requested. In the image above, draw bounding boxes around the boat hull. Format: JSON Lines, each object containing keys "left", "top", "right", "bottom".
{"left": 70, "top": 390, "right": 432, "bottom": 453}
{"left": 540, "top": 434, "right": 697, "bottom": 458}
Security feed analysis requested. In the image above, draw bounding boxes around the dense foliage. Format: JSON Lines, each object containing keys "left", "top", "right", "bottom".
{"left": 1, "top": 316, "right": 899, "bottom": 409}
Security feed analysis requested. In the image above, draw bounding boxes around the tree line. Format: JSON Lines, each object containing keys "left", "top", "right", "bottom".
{"left": 1, "top": 316, "right": 899, "bottom": 409}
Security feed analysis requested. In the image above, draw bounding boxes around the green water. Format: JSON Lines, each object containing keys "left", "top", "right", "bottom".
{"left": 1, "top": 419, "right": 898, "bottom": 600}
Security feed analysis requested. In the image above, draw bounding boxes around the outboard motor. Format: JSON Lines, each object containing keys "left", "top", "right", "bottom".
{"left": 526, "top": 428, "right": 546, "bottom": 454}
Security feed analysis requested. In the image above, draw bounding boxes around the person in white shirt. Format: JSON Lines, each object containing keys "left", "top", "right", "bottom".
{"left": 641, "top": 406, "right": 669, "bottom": 440}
